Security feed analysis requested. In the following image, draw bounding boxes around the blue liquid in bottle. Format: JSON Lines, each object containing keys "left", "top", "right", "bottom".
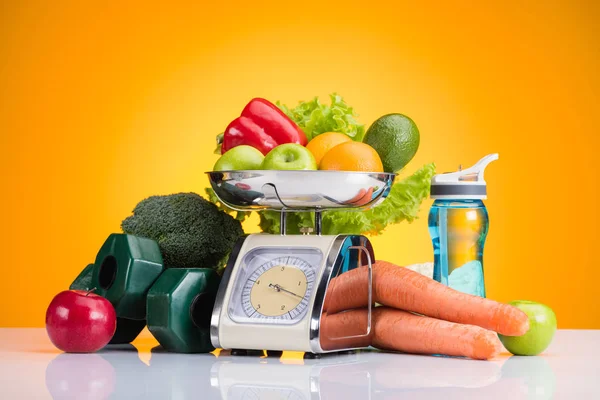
{"left": 428, "top": 199, "right": 489, "bottom": 297}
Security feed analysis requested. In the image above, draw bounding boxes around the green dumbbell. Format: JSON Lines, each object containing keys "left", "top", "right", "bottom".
{"left": 91, "top": 234, "right": 164, "bottom": 320}
{"left": 70, "top": 263, "right": 95, "bottom": 291}
{"left": 70, "top": 263, "right": 147, "bottom": 344}
{"left": 147, "top": 268, "right": 220, "bottom": 353}
{"left": 108, "top": 318, "right": 147, "bottom": 344}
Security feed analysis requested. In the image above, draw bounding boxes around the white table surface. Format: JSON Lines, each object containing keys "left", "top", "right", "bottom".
{"left": 0, "top": 328, "right": 597, "bottom": 399}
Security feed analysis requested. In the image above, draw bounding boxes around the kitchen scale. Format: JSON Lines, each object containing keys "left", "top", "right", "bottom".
{"left": 206, "top": 170, "right": 395, "bottom": 354}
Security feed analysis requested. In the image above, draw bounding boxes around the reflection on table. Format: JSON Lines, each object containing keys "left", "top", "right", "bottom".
{"left": 44, "top": 345, "right": 556, "bottom": 400}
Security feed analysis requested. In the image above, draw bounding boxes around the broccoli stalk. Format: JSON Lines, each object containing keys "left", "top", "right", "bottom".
{"left": 121, "top": 193, "right": 244, "bottom": 271}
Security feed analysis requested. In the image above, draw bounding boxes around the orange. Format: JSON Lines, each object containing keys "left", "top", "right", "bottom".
{"left": 305, "top": 132, "right": 352, "bottom": 165}
{"left": 319, "top": 141, "right": 384, "bottom": 172}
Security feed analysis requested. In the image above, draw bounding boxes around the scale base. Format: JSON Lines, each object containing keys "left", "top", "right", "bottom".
{"left": 304, "top": 350, "right": 357, "bottom": 359}
{"left": 228, "top": 349, "right": 284, "bottom": 358}
{"left": 226, "top": 349, "right": 356, "bottom": 359}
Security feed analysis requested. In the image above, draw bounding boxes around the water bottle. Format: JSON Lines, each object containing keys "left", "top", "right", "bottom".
{"left": 428, "top": 154, "right": 498, "bottom": 298}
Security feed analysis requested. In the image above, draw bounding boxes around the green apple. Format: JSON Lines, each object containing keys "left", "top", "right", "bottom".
{"left": 499, "top": 300, "right": 557, "bottom": 356}
{"left": 262, "top": 143, "right": 317, "bottom": 170}
{"left": 213, "top": 145, "right": 264, "bottom": 171}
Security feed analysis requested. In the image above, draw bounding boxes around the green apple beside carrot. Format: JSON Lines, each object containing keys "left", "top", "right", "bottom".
{"left": 499, "top": 300, "right": 557, "bottom": 356}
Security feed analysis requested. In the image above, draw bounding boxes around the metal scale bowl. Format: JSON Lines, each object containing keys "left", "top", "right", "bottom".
{"left": 206, "top": 170, "right": 395, "bottom": 354}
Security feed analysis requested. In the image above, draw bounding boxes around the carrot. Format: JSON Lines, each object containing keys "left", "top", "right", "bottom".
{"left": 344, "top": 188, "right": 366, "bottom": 204}
{"left": 319, "top": 307, "right": 503, "bottom": 359}
{"left": 323, "top": 261, "right": 529, "bottom": 336}
{"left": 349, "top": 187, "right": 374, "bottom": 206}
{"left": 319, "top": 310, "right": 373, "bottom": 351}
{"left": 372, "top": 307, "right": 503, "bottom": 360}
{"left": 323, "top": 265, "right": 373, "bottom": 314}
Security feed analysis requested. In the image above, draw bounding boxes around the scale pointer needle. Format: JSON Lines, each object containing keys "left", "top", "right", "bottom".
{"left": 268, "top": 283, "right": 303, "bottom": 299}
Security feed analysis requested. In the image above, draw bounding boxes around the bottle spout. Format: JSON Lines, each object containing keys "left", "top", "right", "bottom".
{"left": 432, "top": 153, "right": 499, "bottom": 185}
{"left": 460, "top": 153, "right": 499, "bottom": 182}
{"left": 431, "top": 154, "right": 498, "bottom": 199}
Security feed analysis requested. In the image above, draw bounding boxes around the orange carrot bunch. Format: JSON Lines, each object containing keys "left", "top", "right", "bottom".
{"left": 320, "top": 261, "right": 530, "bottom": 360}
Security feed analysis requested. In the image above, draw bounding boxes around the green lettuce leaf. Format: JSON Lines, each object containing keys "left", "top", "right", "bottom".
{"left": 258, "top": 210, "right": 314, "bottom": 235}
{"left": 277, "top": 93, "right": 365, "bottom": 142}
{"left": 257, "top": 163, "right": 435, "bottom": 235}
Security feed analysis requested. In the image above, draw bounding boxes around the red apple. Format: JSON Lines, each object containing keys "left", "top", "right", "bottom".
{"left": 46, "top": 290, "right": 117, "bottom": 353}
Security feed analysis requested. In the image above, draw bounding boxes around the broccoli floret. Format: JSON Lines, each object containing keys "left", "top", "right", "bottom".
{"left": 121, "top": 193, "right": 244, "bottom": 270}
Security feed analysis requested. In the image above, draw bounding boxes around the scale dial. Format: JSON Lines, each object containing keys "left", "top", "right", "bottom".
{"left": 242, "top": 257, "right": 314, "bottom": 319}
{"left": 228, "top": 248, "right": 323, "bottom": 325}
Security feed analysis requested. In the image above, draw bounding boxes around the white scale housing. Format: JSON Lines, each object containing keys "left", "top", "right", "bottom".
{"left": 210, "top": 234, "right": 374, "bottom": 353}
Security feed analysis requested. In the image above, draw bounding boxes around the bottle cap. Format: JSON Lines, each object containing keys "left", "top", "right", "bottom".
{"left": 430, "top": 154, "right": 498, "bottom": 200}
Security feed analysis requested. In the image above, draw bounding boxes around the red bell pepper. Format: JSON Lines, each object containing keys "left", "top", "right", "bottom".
{"left": 221, "top": 98, "right": 307, "bottom": 155}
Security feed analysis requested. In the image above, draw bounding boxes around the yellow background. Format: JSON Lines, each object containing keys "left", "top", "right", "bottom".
{"left": 1, "top": 1, "right": 598, "bottom": 328}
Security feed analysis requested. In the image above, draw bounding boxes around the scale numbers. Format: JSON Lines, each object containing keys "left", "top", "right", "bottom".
{"left": 241, "top": 256, "right": 315, "bottom": 321}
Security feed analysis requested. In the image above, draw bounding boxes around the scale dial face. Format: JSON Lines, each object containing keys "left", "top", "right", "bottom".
{"left": 228, "top": 248, "right": 323, "bottom": 325}
{"left": 243, "top": 257, "right": 312, "bottom": 318}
